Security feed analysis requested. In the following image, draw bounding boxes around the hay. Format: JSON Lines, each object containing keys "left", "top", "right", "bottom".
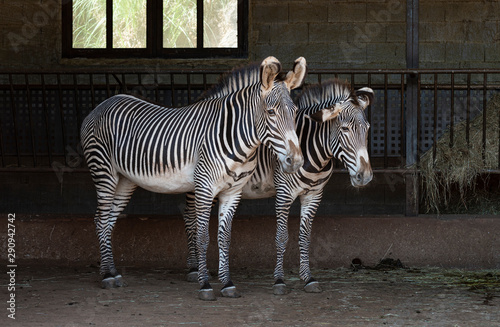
{"left": 419, "top": 93, "right": 500, "bottom": 213}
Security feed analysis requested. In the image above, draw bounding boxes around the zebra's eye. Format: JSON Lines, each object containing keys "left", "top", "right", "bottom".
{"left": 341, "top": 126, "right": 349, "bottom": 133}
{"left": 267, "top": 109, "right": 276, "bottom": 115}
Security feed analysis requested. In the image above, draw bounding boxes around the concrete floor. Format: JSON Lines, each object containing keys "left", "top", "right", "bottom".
{"left": 3, "top": 213, "right": 500, "bottom": 326}
{"left": 3, "top": 265, "right": 500, "bottom": 326}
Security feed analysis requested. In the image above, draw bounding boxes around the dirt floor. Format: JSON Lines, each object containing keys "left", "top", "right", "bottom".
{"left": 3, "top": 264, "right": 500, "bottom": 327}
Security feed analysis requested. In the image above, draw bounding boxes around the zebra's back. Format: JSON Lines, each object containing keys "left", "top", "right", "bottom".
{"left": 81, "top": 94, "right": 219, "bottom": 194}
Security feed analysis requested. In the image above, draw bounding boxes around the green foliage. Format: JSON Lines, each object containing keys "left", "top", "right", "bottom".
{"left": 204, "top": 0, "right": 237, "bottom": 48}
{"left": 73, "top": 0, "right": 238, "bottom": 49}
{"left": 73, "top": 0, "right": 106, "bottom": 48}
{"left": 163, "top": 0, "right": 197, "bottom": 48}
{"left": 113, "top": 0, "right": 147, "bottom": 48}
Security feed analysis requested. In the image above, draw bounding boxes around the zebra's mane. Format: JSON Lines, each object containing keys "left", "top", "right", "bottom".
{"left": 296, "top": 79, "right": 352, "bottom": 108}
{"left": 200, "top": 63, "right": 288, "bottom": 100}
{"left": 200, "top": 63, "right": 262, "bottom": 100}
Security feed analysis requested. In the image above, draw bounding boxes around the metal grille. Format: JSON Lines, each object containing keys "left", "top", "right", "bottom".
{"left": 1, "top": 69, "right": 499, "bottom": 172}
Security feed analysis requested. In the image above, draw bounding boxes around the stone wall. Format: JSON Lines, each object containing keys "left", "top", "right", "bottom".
{"left": 0, "top": 0, "right": 499, "bottom": 70}
{"left": 420, "top": 0, "right": 500, "bottom": 68}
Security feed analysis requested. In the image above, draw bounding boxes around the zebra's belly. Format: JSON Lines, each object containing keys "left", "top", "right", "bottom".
{"left": 241, "top": 176, "right": 276, "bottom": 199}
{"left": 119, "top": 164, "right": 196, "bottom": 194}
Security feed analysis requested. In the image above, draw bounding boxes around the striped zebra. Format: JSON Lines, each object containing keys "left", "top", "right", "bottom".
{"left": 81, "top": 57, "right": 307, "bottom": 301}
{"left": 184, "top": 79, "right": 374, "bottom": 294}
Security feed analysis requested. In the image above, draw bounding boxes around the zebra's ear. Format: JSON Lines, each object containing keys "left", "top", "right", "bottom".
{"left": 356, "top": 87, "right": 374, "bottom": 110}
{"left": 284, "top": 57, "right": 307, "bottom": 90}
{"left": 260, "top": 56, "right": 282, "bottom": 93}
{"left": 305, "top": 104, "right": 342, "bottom": 123}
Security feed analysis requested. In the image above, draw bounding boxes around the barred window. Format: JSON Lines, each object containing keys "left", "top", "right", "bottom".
{"left": 62, "top": 0, "right": 248, "bottom": 58}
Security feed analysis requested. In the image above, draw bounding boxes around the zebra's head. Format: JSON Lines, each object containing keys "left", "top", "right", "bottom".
{"left": 308, "top": 86, "right": 374, "bottom": 187}
{"left": 257, "top": 56, "right": 306, "bottom": 174}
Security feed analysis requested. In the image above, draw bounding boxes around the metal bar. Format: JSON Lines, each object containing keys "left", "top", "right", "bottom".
{"left": 450, "top": 73, "right": 455, "bottom": 147}
{"left": 5, "top": 82, "right": 498, "bottom": 92}
{"left": 367, "top": 73, "right": 372, "bottom": 159}
{"left": 482, "top": 73, "right": 487, "bottom": 163}
{"left": 105, "top": 73, "right": 111, "bottom": 98}
{"left": 0, "top": 115, "right": 3, "bottom": 166}
{"left": 3, "top": 68, "right": 500, "bottom": 75}
{"left": 137, "top": 73, "right": 142, "bottom": 97}
{"left": 121, "top": 73, "right": 126, "bottom": 93}
{"left": 187, "top": 73, "right": 192, "bottom": 104}
{"left": 405, "top": 0, "right": 419, "bottom": 216}
{"left": 154, "top": 72, "right": 159, "bottom": 103}
{"left": 432, "top": 73, "right": 438, "bottom": 163}
{"left": 90, "top": 73, "right": 96, "bottom": 109}
{"left": 57, "top": 74, "right": 68, "bottom": 166}
{"left": 8, "top": 74, "right": 20, "bottom": 166}
{"left": 466, "top": 73, "right": 471, "bottom": 145}
{"left": 400, "top": 74, "right": 405, "bottom": 167}
{"left": 419, "top": 84, "right": 500, "bottom": 91}
{"left": 416, "top": 73, "right": 421, "bottom": 166}
{"left": 170, "top": 74, "right": 176, "bottom": 107}
{"left": 25, "top": 74, "right": 37, "bottom": 167}
{"left": 384, "top": 73, "right": 388, "bottom": 168}
{"left": 73, "top": 74, "right": 82, "bottom": 146}
{"left": 6, "top": 167, "right": 500, "bottom": 174}
{"left": 41, "top": 74, "right": 53, "bottom": 165}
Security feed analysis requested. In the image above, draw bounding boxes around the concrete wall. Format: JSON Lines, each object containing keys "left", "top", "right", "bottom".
{"left": 1, "top": 0, "right": 499, "bottom": 70}
{"left": 0, "top": 171, "right": 406, "bottom": 215}
{"left": 2, "top": 214, "right": 500, "bottom": 269}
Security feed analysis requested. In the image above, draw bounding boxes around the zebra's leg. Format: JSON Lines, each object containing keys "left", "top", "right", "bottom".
{"left": 183, "top": 192, "right": 199, "bottom": 282}
{"left": 95, "top": 175, "right": 137, "bottom": 289}
{"left": 217, "top": 191, "right": 242, "bottom": 298}
{"left": 273, "top": 190, "right": 295, "bottom": 295}
{"left": 299, "top": 192, "right": 323, "bottom": 293}
{"left": 194, "top": 188, "right": 217, "bottom": 301}
{"left": 183, "top": 192, "right": 217, "bottom": 282}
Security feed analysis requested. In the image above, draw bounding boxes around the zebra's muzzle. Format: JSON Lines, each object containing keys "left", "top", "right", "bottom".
{"left": 279, "top": 140, "right": 304, "bottom": 174}
{"left": 350, "top": 156, "right": 373, "bottom": 187}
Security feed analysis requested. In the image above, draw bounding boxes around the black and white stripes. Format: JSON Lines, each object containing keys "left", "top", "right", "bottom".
{"left": 183, "top": 79, "right": 374, "bottom": 294}
{"left": 81, "top": 57, "right": 307, "bottom": 300}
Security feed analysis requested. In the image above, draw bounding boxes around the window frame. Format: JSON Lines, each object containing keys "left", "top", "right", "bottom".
{"left": 62, "top": 0, "right": 248, "bottom": 59}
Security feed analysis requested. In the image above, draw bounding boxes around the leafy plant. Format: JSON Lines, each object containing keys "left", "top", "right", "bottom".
{"left": 73, "top": 0, "right": 238, "bottom": 49}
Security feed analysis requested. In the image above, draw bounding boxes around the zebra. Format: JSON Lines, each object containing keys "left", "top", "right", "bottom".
{"left": 183, "top": 79, "right": 374, "bottom": 294}
{"left": 80, "top": 57, "right": 307, "bottom": 301}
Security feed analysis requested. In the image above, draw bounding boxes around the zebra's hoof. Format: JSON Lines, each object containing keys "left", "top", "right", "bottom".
{"left": 101, "top": 277, "right": 115, "bottom": 289}
{"left": 221, "top": 286, "right": 241, "bottom": 298}
{"left": 114, "top": 275, "right": 126, "bottom": 287}
{"left": 187, "top": 271, "right": 198, "bottom": 283}
{"left": 273, "top": 283, "right": 288, "bottom": 295}
{"left": 101, "top": 275, "right": 125, "bottom": 289}
{"left": 304, "top": 280, "right": 322, "bottom": 293}
{"left": 198, "top": 288, "right": 216, "bottom": 301}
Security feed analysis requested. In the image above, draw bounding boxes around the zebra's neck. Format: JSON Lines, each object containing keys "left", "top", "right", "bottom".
{"left": 210, "top": 88, "right": 261, "bottom": 163}
{"left": 296, "top": 106, "right": 336, "bottom": 172}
